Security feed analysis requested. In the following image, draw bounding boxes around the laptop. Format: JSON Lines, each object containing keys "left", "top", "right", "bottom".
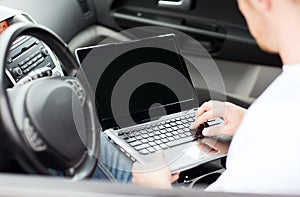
{"left": 75, "top": 34, "right": 226, "bottom": 173}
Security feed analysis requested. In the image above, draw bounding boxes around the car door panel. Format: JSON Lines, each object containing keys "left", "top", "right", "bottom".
{"left": 92, "top": 0, "right": 281, "bottom": 67}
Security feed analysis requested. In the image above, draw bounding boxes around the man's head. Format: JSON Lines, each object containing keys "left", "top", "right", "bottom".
{"left": 237, "top": 0, "right": 300, "bottom": 58}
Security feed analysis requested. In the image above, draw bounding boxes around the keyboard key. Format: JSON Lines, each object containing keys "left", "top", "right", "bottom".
{"left": 173, "top": 126, "right": 179, "bottom": 130}
{"left": 134, "top": 130, "right": 141, "bottom": 135}
{"left": 128, "top": 132, "right": 135, "bottom": 137}
{"left": 147, "top": 147, "right": 156, "bottom": 153}
{"left": 154, "top": 131, "right": 161, "bottom": 135}
{"left": 149, "top": 142, "right": 156, "bottom": 146}
{"left": 175, "top": 118, "right": 181, "bottom": 121}
{"left": 126, "top": 138, "right": 136, "bottom": 143}
{"left": 148, "top": 132, "right": 155, "bottom": 137}
{"left": 160, "top": 144, "right": 168, "bottom": 149}
{"left": 118, "top": 132, "right": 125, "bottom": 136}
{"left": 165, "top": 124, "right": 171, "bottom": 128}
{"left": 166, "top": 128, "right": 173, "bottom": 132}
{"left": 146, "top": 128, "right": 153, "bottom": 132}
{"left": 154, "top": 136, "right": 160, "bottom": 140}
{"left": 141, "top": 130, "right": 148, "bottom": 134}
{"left": 206, "top": 118, "right": 221, "bottom": 127}
{"left": 142, "top": 134, "right": 149, "bottom": 138}
{"left": 184, "top": 128, "right": 190, "bottom": 132}
{"left": 156, "top": 140, "right": 163, "bottom": 145}
{"left": 141, "top": 139, "right": 148, "bottom": 144}
{"left": 182, "top": 119, "right": 188, "bottom": 123}
{"left": 161, "top": 138, "right": 169, "bottom": 143}
{"left": 178, "top": 129, "right": 185, "bottom": 134}
{"left": 136, "top": 135, "right": 143, "bottom": 140}
{"left": 154, "top": 145, "right": 162, "bottom": 151}
{"left": 172, "top": 131, "right": 179, "bottom": 135}
{"left": 119, "top": 135, "right": 128, "bottom": 140}
{"left": 179, "top": 133, "right": 187, "bottom": 138}
{"left": 148, "top": 137, "right": 155, "bottom": 142}
{"left": 161, "top": 129, "right": 167, "bottom": 134}
{"left": 139, "top": 149, "right": 149, "bottom": 155}
{"left": 176, "top": 121, "right": 183, "bottom": 125}
{"left": 122, "top": 129, "right": 130, "bottom": 133}
{"left": 170, "top": 122, "right": 177, "bottom": 126}
{"left": 183, "top": 123, "right": 190, "bottom": 127}
{"left": 159, "top": 125, "right": 165, "bottom": 130}
{"left": 174, "top": 135, "right": 180, "bottom": 140}
{"left": 178, "top": 125, "right": 184, "bottom": 129}
{"left": 168, "top": 137, "right": 175, "bottom": 141}
{"left": 166, "top": 133, "right": 172, "bottom": 137}
{"left": 188, "top": 118, "right": 194, "bottom": 122}
{"left": 135, "top": 144, "right": 150, "bottom": 151}
{"left": 130, "top": 141, "right": 142, "bottom": 147}
{"left": 160, "top": 134, "right": 167, "bottom": 138}
{"left": 166, "top": 136, "right": 195, "bottom": 147}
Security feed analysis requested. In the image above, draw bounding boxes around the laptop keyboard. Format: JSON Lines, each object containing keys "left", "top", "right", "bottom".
{"left": 118, "top": 113, "right": 206, "bottom": 155}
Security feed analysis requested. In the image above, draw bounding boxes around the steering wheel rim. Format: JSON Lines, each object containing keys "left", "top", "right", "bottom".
{"left": 0, "top": 23, "right": 99, "bottom": 179}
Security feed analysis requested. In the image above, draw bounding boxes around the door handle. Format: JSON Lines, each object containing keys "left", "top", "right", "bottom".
{"left": 157, "top": 0, "right": 192, "bottom": 10}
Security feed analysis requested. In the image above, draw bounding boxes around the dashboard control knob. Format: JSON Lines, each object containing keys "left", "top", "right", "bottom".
{"left": 46, "top": 70, "right": 52, "bottom": 76}
{"left": 12, "top": 67, "right": 23, "bottom": 77}
{"left": 40, "top": 47, "right": 49, "bottom": 57}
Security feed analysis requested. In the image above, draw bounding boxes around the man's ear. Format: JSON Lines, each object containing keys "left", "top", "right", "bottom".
{"left": 252, "top": 0, "right": 272, "bottom": 12}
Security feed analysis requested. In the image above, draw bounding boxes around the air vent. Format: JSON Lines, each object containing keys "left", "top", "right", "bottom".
{"left": 78, "top": 0, "right": 91, "bottom": 16}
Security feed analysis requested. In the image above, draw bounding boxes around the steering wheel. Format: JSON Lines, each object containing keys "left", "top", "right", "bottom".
{"left": 0, "top": 23, "right": 99, "bottom": 180}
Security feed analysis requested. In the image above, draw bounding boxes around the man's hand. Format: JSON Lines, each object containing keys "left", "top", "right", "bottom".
{"left": 190, "top": 100, "right": 246, "bottom": 136}
{"left": 132, "top": 152, "right": 180, "bottom": 189}
{"left": 198, "top": 137, "right": 231, "bottom": 155}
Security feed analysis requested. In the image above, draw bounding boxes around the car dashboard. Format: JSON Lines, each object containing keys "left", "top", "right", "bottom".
{"left": 1, "top": 8, "right": 64, "bottom": 87}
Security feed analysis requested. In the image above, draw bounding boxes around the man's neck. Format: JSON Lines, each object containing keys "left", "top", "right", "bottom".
{"left": 276, "top": 4, "right": 300, "bottom": 65}
{"left": 279, "top": 37, "right": 300, "bottom": 65}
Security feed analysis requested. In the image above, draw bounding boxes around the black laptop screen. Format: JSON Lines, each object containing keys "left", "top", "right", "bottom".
{"left": 76, "top": 35, "right": 198, "bottom": 130}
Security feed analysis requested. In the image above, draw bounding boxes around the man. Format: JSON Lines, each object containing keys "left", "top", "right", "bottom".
{"left": 132, "top": 0, "right": 300, "bottom": 194}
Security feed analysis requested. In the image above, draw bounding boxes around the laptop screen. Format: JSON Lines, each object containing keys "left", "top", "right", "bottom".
{"left": 76, "top": 34, "right": 198, "bottom": 130}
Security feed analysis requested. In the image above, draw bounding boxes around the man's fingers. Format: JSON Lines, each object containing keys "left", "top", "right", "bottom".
{"left": 202, "top": 126, "right": 225, "bottom": 136}
{"left": 198, "top": 142, "right": 219, "bottom": 154}
{"left": 200, "top": 137, "right": 230, "bottom": 154}
{"left": 190, "top": 111, "right": 213, "bottom": 129}
{"left": 200, "top": 137, "right": 217, "bottom": 147}
{"left": 195, "top": 100, "right": 225, "bottom": 118}
{"left": 191, "top": 101, "right": 226, "bottom": 129}
{"left": 171, "top": 173, "right": 180, "bottom": 183}
{"left": 195, "top": 101, "right": 212, "bottom": 118}
{"left": 195, "top": 100, "right": 226, "bottom": 116}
